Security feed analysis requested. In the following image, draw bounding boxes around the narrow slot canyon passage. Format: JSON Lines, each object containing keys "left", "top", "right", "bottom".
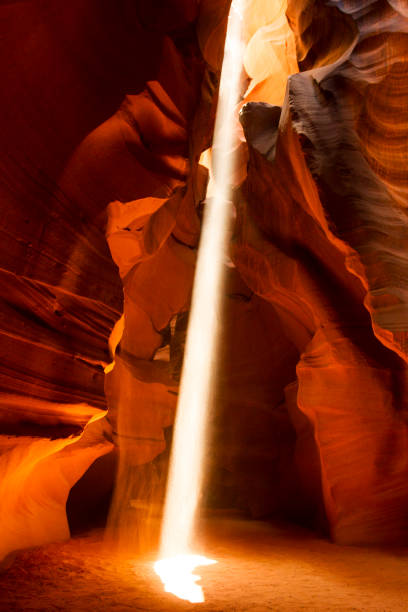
{"left": 1, "top": 1, "right": 408, "bottom": 611}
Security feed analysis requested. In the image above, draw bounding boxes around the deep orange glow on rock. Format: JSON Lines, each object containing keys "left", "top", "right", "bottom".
{"left": 1, "top": 0, "right": 408, "bottom": 579}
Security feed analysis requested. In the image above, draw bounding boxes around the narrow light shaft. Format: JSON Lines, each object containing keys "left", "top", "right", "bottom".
{"left": 159, "top": 2, "right": 244, "bottom": 559}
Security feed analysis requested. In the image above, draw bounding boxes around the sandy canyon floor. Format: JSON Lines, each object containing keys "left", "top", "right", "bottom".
{"left": 1, "top": 516, "right": 407, "bottom": 611}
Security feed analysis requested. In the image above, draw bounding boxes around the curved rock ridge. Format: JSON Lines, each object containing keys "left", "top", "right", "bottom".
{"left": 98, "top": 2, "right": 231, "bottom": 550}
{"left": 0, "top": 0, "right": 227, "bottom": 560}
{"left": 104, "top": 0, "right": 307, "bottom": 548}
{"left": 234, "top": 0, "right": 408, "bottom": 543}
{"left": 0, "top": 412, "right": 113, "bottom": 565}
{"left": 242, "top": 0, "right": 298, "bottom": 106}
{"left": 2, "top": 0, "right": 408, "bottom": 559}
{"left": 286, "top": 0, "right": 408, "bottom": 360}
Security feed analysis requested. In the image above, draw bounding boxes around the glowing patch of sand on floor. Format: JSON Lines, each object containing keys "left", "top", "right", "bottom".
{"left": 154, "top": 555, "right": 217, "bottom": 604}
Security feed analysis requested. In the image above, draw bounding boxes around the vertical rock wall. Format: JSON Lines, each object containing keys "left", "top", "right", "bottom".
{"left": 0, "top": 0, "right": 228, "bottom": 561}
{"left": 2, "top": 0, "right": 408, "bottom": 559}
{"left": 236, "top": 0, "right": 408, "bottom": 544}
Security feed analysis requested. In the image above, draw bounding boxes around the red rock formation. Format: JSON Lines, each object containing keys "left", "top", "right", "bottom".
{"left": 235, "top": 0, "right": 408, "bottom": 544}
{"left": 0, "top": 0, "right": 227, "bottom": 560}
{"left": 1, "top": 0, "right": 408, "bottom": 561}
{"left": 100, "top": 0, "right": 232, "bottom": 547}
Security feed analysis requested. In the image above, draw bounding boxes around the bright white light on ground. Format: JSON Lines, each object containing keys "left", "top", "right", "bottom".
{"left": 154, "top": 555, "right": 217, "bottom": 604}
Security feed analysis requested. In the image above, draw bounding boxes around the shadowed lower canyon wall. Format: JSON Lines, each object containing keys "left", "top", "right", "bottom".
{"left": 1, "top": 0, "right": 408, "bottom": 562}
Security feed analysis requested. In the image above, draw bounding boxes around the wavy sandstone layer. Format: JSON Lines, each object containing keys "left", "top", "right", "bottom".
{"left": 235, "top": 0, "right": 408, "bottom": 543}
{"left": 0, "top": 0, "right": 225, "bottom": 560}
{"left": 1, "top": 0, "right": 408, "bottom": 559}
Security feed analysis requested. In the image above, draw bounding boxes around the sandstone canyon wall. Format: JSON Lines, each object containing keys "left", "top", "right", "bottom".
{"left": 0, "top": 0, "right": 227, "bottom": 561}
{"left": 1, "top": 0, "right": 408, "bottom": 562}
{"left": 235, "top": 0, "right": 408, "bottom": 543}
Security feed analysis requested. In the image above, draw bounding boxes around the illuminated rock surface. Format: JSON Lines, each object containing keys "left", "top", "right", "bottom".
{"left": 0, "top": 0, "right": 221, "bottom": 560}
{"left": 1, "top": 0, "right": 408, "bottom": 567}
{"left": 235, "top": 0, "right": 408, "bottom": 543}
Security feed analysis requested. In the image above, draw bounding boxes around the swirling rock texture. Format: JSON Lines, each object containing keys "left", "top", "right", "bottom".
{"left": 236, "top": 0, "right": 408, "bottom": 544}
{"left": 0, "top": 0, "right": 228, "bottom": 561}
{"left": 1, "top": 0, "right": 408, "bottom": 563}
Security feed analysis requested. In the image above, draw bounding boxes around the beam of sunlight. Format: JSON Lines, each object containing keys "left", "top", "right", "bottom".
{"left": 154, "top": 0, "right": 244, "bottom": 604}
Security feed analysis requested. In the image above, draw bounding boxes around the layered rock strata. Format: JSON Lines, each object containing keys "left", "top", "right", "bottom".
{"left": 0, "top": 0, "right": 228, "bottom": 560}
{"left": 235, "top": 0, "right": 408, "bottom": 543}
{"left": 1, "top": 0, "right": 408, "bottom": 559}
